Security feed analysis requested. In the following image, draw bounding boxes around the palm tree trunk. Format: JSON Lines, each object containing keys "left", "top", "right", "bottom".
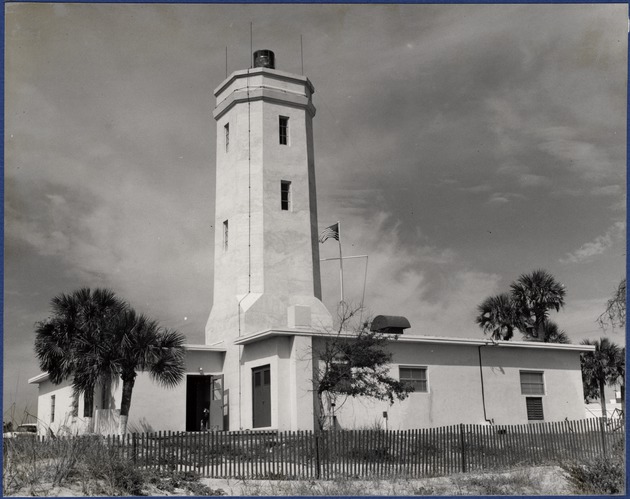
{"left": 83, "top": 388, "right": 95, "bottom": 432}
{"left": 71, "top": 391, "right": 79, "bottom": 432}
{"left": 118, "top": 373, "right": 136, "bottom": 435}
{"left": 599, "top": 377, "right": 608, "bottom": 420}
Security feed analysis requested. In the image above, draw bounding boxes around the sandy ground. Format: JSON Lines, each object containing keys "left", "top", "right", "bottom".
{"left": 198, "top": 465, "right": 572, "bottom": 496}
{"left": 5, "top": 465, "right": 572, "bottom": 496}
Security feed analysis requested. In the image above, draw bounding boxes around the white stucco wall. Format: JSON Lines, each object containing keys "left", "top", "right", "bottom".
{"left": 312, "top": 338, "right": 587, "bottom": 430}
{"left": 31, "top": 348, "right": 225, "bottom": 435}
{"left": 480, "top": 344, "right": 585, "bottom": 424}
{"left": 32, "top": 378, "right": 78, "bottom": 435}
{"left": 238, "top": 335, "right": 316, "bottom": 432}
{"left": 112, "top": 349, "right": 225, "bottom": 432}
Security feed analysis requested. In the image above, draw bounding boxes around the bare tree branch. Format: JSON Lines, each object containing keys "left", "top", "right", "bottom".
{"left": 597, "top": 278, "right": 626, "bottom": 331}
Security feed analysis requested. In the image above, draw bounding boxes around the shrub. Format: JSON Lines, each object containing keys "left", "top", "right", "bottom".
{"left": 109, "top": 460, "right": 145, "bottom": 495}
{"left": 413, "top": 485, "right": 437, "bottom": 495}
{"left": 142, "top": 468, "right": 226, "bottom": 496}
{"left": 564, "top": 454, "right": 625, "bottom": 494}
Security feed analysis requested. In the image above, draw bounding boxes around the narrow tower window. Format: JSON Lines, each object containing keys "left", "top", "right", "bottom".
{"left": 224, "top": 123, "right": 230, "bottom": 152}
{"left": 281, "top": 181, "right": 291, "bottom": 211}
{"left": 50, "top": 395, "right": 56, "bottom": 423}
{"left": 279, "top": 116, "right": 289, "bottom": 145}
{"left": 223, "top": 220, "right": 229, "bottom": 251}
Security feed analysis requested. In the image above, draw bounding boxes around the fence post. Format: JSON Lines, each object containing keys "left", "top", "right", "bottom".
{"left": 315, "top": 432, "right": 321, "bottom": 479}
{"left": 132, "top": 433, "right": 137, "bottom": 464}
{"left": 599, "top": 418, "right": 608, "bottom": 460}
{"left": 459, "top": 423, "right": 467, "bottom": 473}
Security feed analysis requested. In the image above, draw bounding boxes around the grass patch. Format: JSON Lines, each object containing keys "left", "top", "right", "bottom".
{"left": 229, "top": 466, "right": 569, "bottom": 496}
{"left": 2, "top": 436, "right": 226, "bottom": 496}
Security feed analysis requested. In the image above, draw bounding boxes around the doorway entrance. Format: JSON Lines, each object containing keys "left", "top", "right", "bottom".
{"left": 252, "top": 365, "right": 271, "bottom": 428}
{"left": 186, "top": 375, "right": 224, "bottom": 431}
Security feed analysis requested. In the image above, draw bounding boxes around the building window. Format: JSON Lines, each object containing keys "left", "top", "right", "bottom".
{"left": 279, "top": 116, "right": 289, "bottom": 145}
{"left": 50, "top": 395, "right": 56, "bottom": 423}
{"left": 526, "top": 397, "right": 544, "bottom": 421}
{"left": 224, "top": 123, "right": 230, "bottom": 152}
{"left": 400, "top": 367, "right": 428, "bottom": 393}
{"left": 281, "top": 181, "right": 291, "bottom": 211}
{"left": 520, "top": 371, "right": 544, "bottom": 395}
{"left": 223, "top": 220, "right": 228, "bottom": 251}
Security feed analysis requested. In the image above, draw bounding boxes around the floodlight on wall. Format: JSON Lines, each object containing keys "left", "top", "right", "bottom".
{"left": 199, "top": 367, "right": 204, "bottom": 375}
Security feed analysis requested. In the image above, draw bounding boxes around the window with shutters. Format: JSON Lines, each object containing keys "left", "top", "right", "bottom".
{"left": 399, "top": 367, "right": 428, "bottom": 393}
{"left": 526, "top": 397, "right": 544, "bottom": 421}
{"left": 520, "top": 371, "right": 544, "bottom": 395}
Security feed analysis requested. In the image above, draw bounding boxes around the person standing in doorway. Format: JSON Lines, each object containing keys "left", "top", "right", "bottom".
{"left": 201, "top": 406, "right": 210, "bottom": 431}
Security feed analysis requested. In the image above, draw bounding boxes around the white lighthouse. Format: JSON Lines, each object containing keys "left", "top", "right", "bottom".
{"left": 206, "top": 50, "right": 332, "bottom": 345}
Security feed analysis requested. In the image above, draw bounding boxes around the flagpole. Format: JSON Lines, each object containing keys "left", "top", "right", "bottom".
{"left": 338, "top": 221, "right": 344, "bottom": 303}
{"left": 360, "top": 255, "right": 368, "bottom": 326}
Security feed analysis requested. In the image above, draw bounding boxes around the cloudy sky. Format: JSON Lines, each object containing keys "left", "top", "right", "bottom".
{"left": 5, "top": 3, "right": 627, "bottom": 416}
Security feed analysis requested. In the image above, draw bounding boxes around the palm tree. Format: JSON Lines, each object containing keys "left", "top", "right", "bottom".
{"left": 34, "top": 288, "right": 125, "bottom": 432}
{"left": 510, "top": 269, "right": 566, "bottom": 340}
{"left": 109, "top": 308, "right": 186, "bottom": 435}
{"left": 475, "top": 293, "right": 518, "bottom": 340}
{"left": 541, "top": 321, "right": 570, "bottom": 344}
{"left": 580, "top": 337, "right": 624, "bottom": 419}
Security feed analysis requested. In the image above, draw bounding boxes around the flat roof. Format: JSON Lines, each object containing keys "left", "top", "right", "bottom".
{"left": 28, "top": 373, "right": 49, "bottom": 384}
{"left": 183, "top": 344, "right": 227, "bottom": 352}
{"left": 233, "top": 328, "right": 595, "bottom": 352}
{"left": 29, "top": 344, "right": 227, "bottom": 384}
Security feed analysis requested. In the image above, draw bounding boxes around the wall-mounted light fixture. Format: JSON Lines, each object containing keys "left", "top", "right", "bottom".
{"left": 199, "top": 367, "right": 204, "bottom": 375}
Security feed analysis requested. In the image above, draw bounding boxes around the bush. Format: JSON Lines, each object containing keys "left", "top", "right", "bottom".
{"left": 564, "top": 454, "right": 625, "bottom": 494}
{"left": 143, "top": 468, "right": 226, "bottom": 496}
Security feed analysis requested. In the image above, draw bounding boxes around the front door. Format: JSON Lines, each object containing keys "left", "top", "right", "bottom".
{"left": 186, "top": 375, "right": 211, "bottom": 431}
{"left": 252, "top": 365, "right": 271, "bottom": 428}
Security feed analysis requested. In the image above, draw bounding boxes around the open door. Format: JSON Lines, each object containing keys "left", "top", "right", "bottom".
{"left": 186, "top": 375, "right": 211, "bottom": 431}
{"left": 209, "top": 375, "right": 224, "bottom": 431}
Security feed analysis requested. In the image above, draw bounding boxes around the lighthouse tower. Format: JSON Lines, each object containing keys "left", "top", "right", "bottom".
{"left": 206, "top": 50, "right": 332, "bottom": 344}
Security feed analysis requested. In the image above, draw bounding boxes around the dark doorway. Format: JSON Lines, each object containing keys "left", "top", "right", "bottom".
{"left": 252, "top": 365, "right": 271, "bottom": 428}
{"left": 186, "top": 375, "right": 211, "bottom": 431}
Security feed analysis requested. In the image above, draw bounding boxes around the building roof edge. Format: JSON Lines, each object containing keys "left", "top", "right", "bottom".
{"left": 233, "top": 329, "right": 595, "bottom": 351}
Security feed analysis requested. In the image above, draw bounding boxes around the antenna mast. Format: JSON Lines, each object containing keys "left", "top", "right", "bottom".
{"left": 300, "top": 35, "right": 304, "bottom": 75}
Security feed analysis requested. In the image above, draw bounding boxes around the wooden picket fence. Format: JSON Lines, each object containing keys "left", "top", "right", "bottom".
{"left": 99, "top": 417, "right": 624, "bottom": 479}
{"left": 20, "top": 417, "right": 625, "bottom": 480}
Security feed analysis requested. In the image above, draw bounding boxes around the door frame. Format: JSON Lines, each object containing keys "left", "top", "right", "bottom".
{"left": 252, "top": 364, "right": 271, "bottom": 428}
